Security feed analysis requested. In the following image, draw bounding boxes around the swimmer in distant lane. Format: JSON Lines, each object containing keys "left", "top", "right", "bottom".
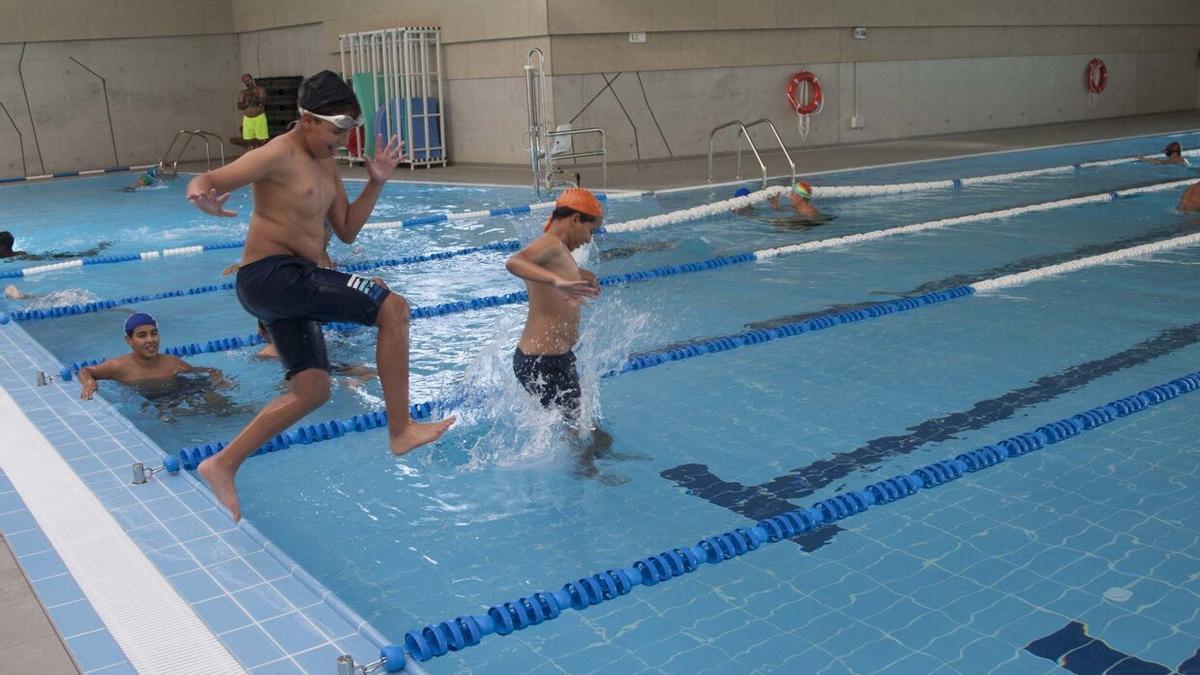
{"left": 122, "top": 166, "right": 162, "bottom": 191}
{"left": 766, "top": 182, "right": 824, "bottom": 225}
{"left": 733, "top": 183, "right": 831, "bottom": 228}
{"left": 0, "top": 231, "right": 111, "bottom": 262}
{"left": 1139, "top": 142, "right": 1190, "bottom": 167}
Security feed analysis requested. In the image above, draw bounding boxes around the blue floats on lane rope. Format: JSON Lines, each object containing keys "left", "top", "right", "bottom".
{"left": 390, "top": 369, "right": 1200, "bottom": 666}
{"left": 2, "top": 240, "right": 521, "bottom": 324}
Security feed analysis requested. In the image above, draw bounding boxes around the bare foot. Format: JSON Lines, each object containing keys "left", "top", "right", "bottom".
{"left": 197, "top": 458, "right": 242, "bottom": 522}
{"left": 389, "top": 417, "right": 455, "bottom": 455}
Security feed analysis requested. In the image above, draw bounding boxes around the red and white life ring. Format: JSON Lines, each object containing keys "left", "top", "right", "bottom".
{"left": 786, "top": 71, "right": 823, "bottom": 115}
{"left": 1086, "top": 58, "right": 1108, "bottom": 94}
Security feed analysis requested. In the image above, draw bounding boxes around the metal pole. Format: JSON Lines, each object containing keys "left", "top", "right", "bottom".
{"left": 434, "top": 28, "right": 446, "bottom": 165}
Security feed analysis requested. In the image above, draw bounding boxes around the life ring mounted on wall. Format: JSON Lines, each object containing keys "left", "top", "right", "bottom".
{"left": 786, "top": 70, "right": 823, "bottom": 140}
{"left": 1086, "top": 58, "right": 1108, "bottom": 94}
{"left": 786, "top": 71, "right": 823, "bottom": 115}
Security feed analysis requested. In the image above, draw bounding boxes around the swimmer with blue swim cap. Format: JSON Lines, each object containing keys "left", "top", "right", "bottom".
{"left": 76, "top": 312, "right": 225, "bottom": 402}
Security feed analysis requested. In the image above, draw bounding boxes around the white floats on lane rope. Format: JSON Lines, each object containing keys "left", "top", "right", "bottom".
{"left": 754, "top": 178, "right": 1197, "bottom": 259}
{"left": 972, "top": 230, "right": 1200, "bottom": 292}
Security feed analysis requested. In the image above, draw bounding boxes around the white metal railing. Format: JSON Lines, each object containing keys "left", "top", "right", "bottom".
{"left": 338, "top": 27, "right": 447, "bottom": 169}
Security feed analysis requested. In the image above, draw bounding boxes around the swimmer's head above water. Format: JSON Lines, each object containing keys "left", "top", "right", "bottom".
{"left": 124, "top": 312, "right": 157, "bottom": 335}
{"left": 1164, "top": 141, "right": 1183, "bottom": 158}
{"left": 544, "top": 187, "right": 604, "bottom": 249}
{"left": 733, "top": 187, "right": 751, "bottom": 198}
{"left": 123, "top": 312, "right": 160, "bottom": 358}
{"left": 791, "top": 181, "right": 813, "bottom": 201}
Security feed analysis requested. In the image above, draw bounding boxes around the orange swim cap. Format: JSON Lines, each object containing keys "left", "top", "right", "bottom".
{"left": 545, "top": 187, "right": 604, "bottom": 231}
{"left": 791, "top": 181, "right": 813, "bottom": 200}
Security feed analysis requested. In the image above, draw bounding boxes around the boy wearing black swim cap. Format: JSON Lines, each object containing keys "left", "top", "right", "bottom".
{"left": 1139, "top": 140, "right": 1190, "bottom": 166}
{"left": 186, "top": 70, "right": 454, "bottom": 522}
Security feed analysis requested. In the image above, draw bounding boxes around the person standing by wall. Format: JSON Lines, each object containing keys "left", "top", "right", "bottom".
{"left": 238, "top": 74, "right": 269, "bottom": 148}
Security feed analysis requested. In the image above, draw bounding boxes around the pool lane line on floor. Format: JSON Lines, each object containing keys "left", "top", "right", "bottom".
{"left": 387, "top": 368, "right": 1200, "bottom": 668}
{"left": 163, "top": 227, "right": 1200, "bottom": 469}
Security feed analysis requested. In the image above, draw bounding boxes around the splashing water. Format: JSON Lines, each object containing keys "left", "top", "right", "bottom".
{"left": 438, "top": 281, "right": 654, "bottom": 475}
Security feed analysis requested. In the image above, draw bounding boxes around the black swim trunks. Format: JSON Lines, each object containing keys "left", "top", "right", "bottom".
{"left": 513, "top": 347, "right": 581, "bottom": 418}
{"left": 237, "top": 255, "right": 390, "bottom": 379}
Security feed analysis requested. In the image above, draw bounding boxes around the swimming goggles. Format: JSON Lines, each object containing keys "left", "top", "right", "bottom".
{"left": 299, "top": 108, "right": 363, "bottom": 131}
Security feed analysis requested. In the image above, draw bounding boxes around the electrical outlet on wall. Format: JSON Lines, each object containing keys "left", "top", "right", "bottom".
{"left": 850, "top": 115, "right": 865, "bottom": 129}
{"left": 629, "top": 32, "right": 646, "bottom": 43}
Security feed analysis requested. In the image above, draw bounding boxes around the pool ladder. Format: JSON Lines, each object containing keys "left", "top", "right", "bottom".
{"left": 707, "top": 118, "right": 796, "bottom": 188}
{"left": 524, "top": 48, "right": 607, "bottom": 196}
{"left": 158, "top": 129, "right": 226, "bottom": 177}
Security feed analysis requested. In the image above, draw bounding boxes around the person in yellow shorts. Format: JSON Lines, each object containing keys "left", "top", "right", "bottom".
{"left": 238, "top": 74, "right": 269, "bottom": 148}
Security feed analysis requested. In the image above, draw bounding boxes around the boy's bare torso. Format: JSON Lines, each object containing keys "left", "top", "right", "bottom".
{"left": 520, "top": 239, "right": 583, "bottom": 355}
{"left": 241, "top": 136, "right": 340, "bottom": 265}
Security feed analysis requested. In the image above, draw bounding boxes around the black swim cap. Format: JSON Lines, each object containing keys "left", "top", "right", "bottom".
{"left": 298, "top": 70, "right": 358, "bottom": 113}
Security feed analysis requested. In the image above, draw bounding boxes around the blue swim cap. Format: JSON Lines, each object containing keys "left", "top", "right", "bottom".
{"left": 733, "top": 187, "right": 751, "bottom": 198}
{"left": 124, "top": 312, "right": 157, "bottom": 335}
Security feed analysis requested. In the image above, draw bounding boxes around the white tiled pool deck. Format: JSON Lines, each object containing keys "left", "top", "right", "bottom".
{"left": 0, "top": 320, "right": 422, "bottom": 674}
{"left": 3, "top": 109, "right": 1200, "bottom": 674}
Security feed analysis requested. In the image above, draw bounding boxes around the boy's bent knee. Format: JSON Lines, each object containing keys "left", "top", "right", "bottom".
{"left": 290, "top": 369, "right": 332, "bottom": 406}
{"left": 377, "top": 293, "right": 410, "bottom": 326}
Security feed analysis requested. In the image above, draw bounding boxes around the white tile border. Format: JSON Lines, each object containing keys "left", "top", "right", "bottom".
{"left": 0, "top": 385, "right": 246, "bottom": 674}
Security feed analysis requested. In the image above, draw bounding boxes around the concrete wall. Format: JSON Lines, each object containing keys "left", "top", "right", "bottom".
{"left": 237, "top": 23, "right": 326, "bottom": 81}
{"left": 2, "top": 0, "right": 1198, "bottom": 172}
{"left": 0, "top": 36, "right": 240, "bottom": 176}
{"left": 551, "top": 50, "right": 1200, "bottom": 164}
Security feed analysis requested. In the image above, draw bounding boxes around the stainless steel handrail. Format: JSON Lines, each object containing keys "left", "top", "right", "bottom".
{"left": 708, "top": 120, "right": 767, "bottom": 188}
{"left": 524, "top": 48, "right": 548, "bottom": 195}
{"left": 158, "top": 129, "right": 227, "bottom": 176}
{"left": 741, "top": 118, "right": 795, "bottom": 186}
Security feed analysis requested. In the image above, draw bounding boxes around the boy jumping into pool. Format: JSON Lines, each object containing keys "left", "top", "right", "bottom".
{"left": 186, "top": 70, "right": 453, "bottom": 521}
{"left": 506, "top": 187, "right": 615, "bottom": 476}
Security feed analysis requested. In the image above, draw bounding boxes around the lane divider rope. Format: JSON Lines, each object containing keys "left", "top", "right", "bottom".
{"left": 48, "top": 179, "right": 1199, "bottom": 374}
{"left": 378, "top": 369, "right": 1200, "bottom": 669}
{"left": 3, "top": 240, "right": 521, "bottom": 326}
{"left": 161, "top": 223, "right": 1200, "bottom": 470}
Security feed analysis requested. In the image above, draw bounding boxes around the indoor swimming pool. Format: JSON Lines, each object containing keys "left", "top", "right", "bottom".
{"left": 3, "top": 130, "right": 1200, "bottom": 673}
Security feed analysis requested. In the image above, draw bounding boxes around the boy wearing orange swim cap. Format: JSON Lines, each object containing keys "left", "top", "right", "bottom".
{"left": 508, "top": 188, "right": 611, "bottom": 465}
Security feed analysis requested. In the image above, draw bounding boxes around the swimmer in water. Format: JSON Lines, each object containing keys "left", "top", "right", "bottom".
{"left": 506, "top": 187, "right": 619, "bottom": 480}
{"left": 763, "top": 182, "right": 825, "bottom": 226}
{"left": 0, "top": 231, "right": 111, "bottom": 261}
{"left": 732, "top": 183, "right": 830, "bottom": 227}
{"left": 254, "top": 320, "right": 377, "bottom": 389}
{"left": 122, "top": 166, "right": 162, "bottom": 191}
{"left": 1139, "top": 141, "right": 1191, "bottom": 167}
{"left": 77, "top": 313, "right": 228, "bottom": 401}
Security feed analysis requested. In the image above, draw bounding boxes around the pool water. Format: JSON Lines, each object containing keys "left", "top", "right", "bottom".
{"left": 5, "top": 130, "right": 1200, "bottom": 673}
